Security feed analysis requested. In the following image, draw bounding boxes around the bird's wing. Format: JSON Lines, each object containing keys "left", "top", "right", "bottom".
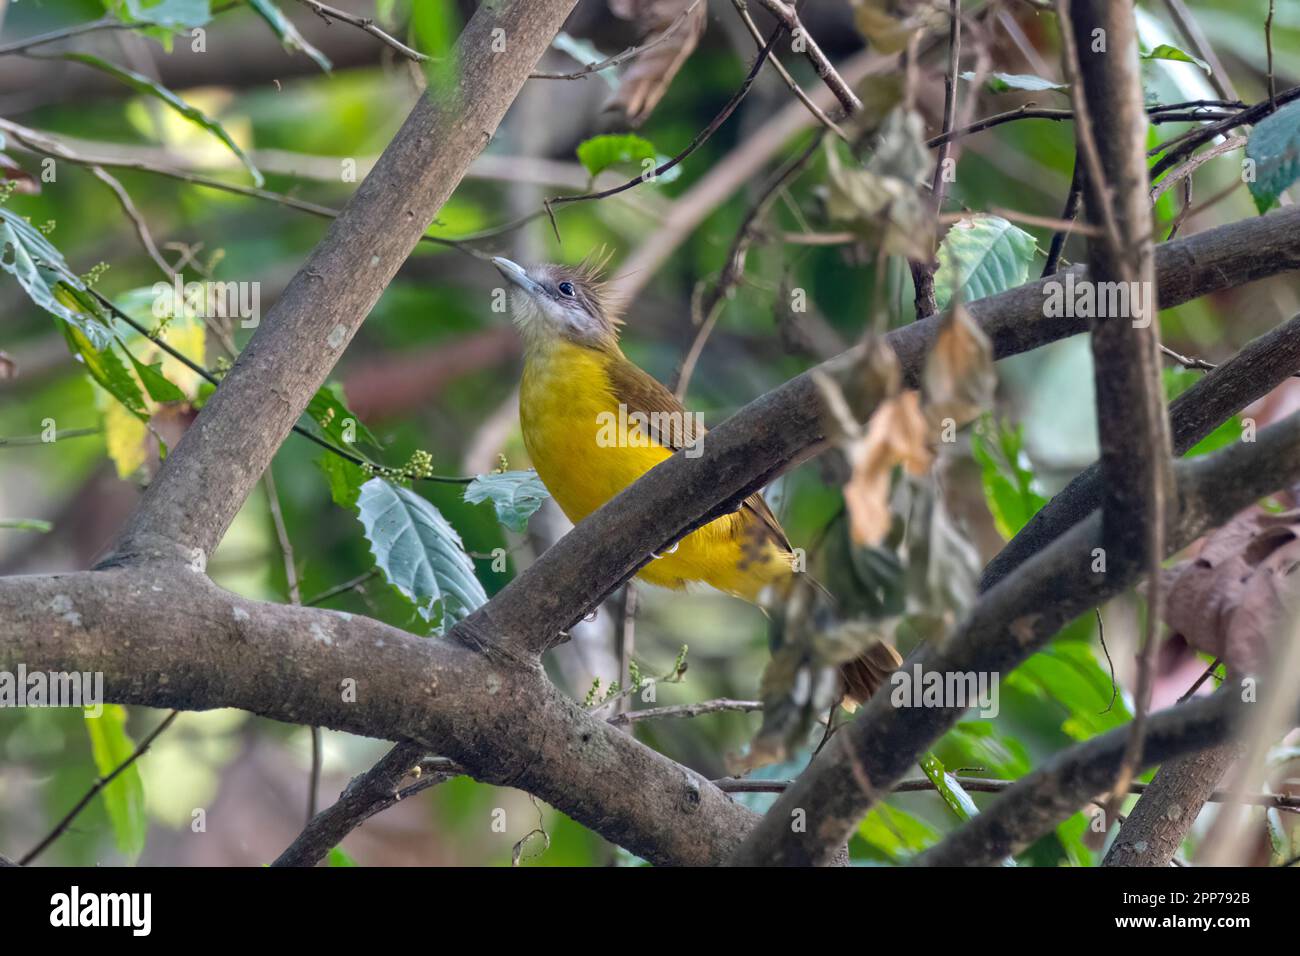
{"left": 605, "top": 356, "right": 793, "bottom": 553}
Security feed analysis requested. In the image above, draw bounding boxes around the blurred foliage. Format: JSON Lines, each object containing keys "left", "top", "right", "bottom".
{"left": 0, "top": 0, "right": 1294, "bottom": 866}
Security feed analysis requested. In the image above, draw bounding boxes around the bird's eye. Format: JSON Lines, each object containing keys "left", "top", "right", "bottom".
{"left": 557, "top": 281, "right": 576, "bottom": 298}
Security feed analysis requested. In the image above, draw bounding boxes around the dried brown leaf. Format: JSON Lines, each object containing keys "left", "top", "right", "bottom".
{"left": 922, "top": 303, "right": 996, "bottom": 427}
{"left": 603, "top": 0, "right": 708, "bottom": 128}
{"left": 845, "top": 390, "right": 932, "bottom": 546}
{"left": 1159, "top": 506, "right": 1300, "bottom": 675}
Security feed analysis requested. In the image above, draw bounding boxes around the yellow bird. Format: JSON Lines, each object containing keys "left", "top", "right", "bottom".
{"left": 493, "top": 255, "right": 899, "bottom": 702}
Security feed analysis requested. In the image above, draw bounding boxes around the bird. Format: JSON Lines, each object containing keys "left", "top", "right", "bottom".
{"left": 492, "top": 254, "right": 901, "bottom": 704}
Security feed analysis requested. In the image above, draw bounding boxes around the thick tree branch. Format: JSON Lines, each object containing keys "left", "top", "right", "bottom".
{"left": 727, "top": 411, "right": 1300, "bottom": 865}
{"left": 102, "top": 0, "right": 580, "bottom": 567}
{"left": 0, "top": 567, "right": 758, "bottom": 866}
{"left": 981, "top": 311, "right": 1300, "bottom": 591}
{"left": 1063, "top": 0, "right": 1175, "bottom": 816}
{"left": 1102, "top": 744, "right": 1242, "bottom": 867}
{"left": 913, "top": 696, "right": 1265, "bottom": 866}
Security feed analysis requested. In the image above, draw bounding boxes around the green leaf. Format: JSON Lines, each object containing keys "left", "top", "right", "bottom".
{"left": 0, "top": 209, "right": 111, "bottom": 347}
{"left": 935, "top": 215, "right": 1038, "bottom": 310}
{"left": 1247, "top": 100, "right": 1300, "bottom": 213}
{"left": 61, "top": 324, "right": 149, "bottom": 422}
{"left": 247, "top": 0, "right": 332, "bottom": 72}
{"left": 576, "top": 134, "right": 681, "bottom": 184}
{"left": 305, "top": 382, "right": 380, "bottom": 451}
{"left": 356, "top": 478, "right": 487, "bottom": 633}
{"left": 971, "top": 417, "right": 1047, "bottom": 539}
{"left": 919, "top": 752, "right": 979, "bottom": 821}
{"left": 327, "top": 846, "right": 358, "bottom": 867}
{"left": 49, "top": 52, "right": 263, "bottom": 187}
{"left": 1007, "top": 638, "right": 1131, "bottom": 741}
{"left": 464, "top": 470, "right": 549, "bottom": 532}
{"left": 0, "top": 518, "right": 53, "bottom": 532}
{"left": 960, "top": 71, "right": 1067, "bottom": 94}
{"left": 85, "top": 705, "right": 148, "bottom": 861}
{"left": 106, "top": 0, "right": 211, "bottom": 29}
{"left": 318, "top": 453, "right": 367, "bottom": 509}
{"left": 1140, "top": 43, "right": 1210, "bottom": 73}
{"left": 125, "top": 350, "right": 186, "bottom": 403}
{"left": 857, "top": 803, "right": 941, "bottom": 863}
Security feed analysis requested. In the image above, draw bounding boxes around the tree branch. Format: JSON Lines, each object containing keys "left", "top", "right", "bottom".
{"left": 980, "top": 311, "right": 1300, "bottom": 591}
{"left": 727, "top": 410, "right": 1300, "bottom": 865}
{"left": 101, "top": 0, "right": 580, "bottom": 567}
{"left": 913, "top": 695, "right": 1270, "bottom": 866}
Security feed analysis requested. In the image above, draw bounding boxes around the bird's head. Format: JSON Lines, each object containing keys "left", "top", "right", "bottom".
{"left": 491, "top": 253, "right": 621, "bottom": 352}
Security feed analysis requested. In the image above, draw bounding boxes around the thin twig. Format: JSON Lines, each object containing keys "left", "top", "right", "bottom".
{"left": 294, "top": 0, "right": 429, "bottom": 62}
{"left": 304, "top": 568, "right": 381, "bottom": 607}
{"left": 1042, "top": 157, "right": 1082, "bottom": 277}
{"left": 608, "top": 698, "right": 762, "bottom": 726}
{"left": 729, "top": 0, "right": 848, "bottom": 141}
{"left": 752, "top": 0, "right": 863, "bottom": 115}
{"left": 530, "top": 0, "right": 702, "bottom": 80}
{"left": 542, "top": 24, "right": 786, "bottom": 223}
{"left": 0, "top": 427, "right": 101, "bottom": 447}
{"left": 19, "top": 710, "right": 179, "bottom": 865}
{"left": 712, "top": 773, "right": 1300, "bottom": 809}
{"left": 1267, "top": 0, "right": 1277, "bottom": 109}
{"left": 88, "top": 166, "right": 175, "bottom": 278}
{"left": 0, "top": 16, "right": 132, "bottom": 56}
{"left": 87, "top": 289, "right": 475, "bottom": 484}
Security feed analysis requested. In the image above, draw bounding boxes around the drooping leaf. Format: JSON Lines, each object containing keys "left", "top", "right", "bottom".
{"left": 125, "top": 351, "right": 187, "bottom": 404}
{"left": 934, "top": 214, "right": 1038, "bottom": 311}
{"left": 1247, "top": 100, "right": 1300, "bottom": 213}
{"left": 318, "top": 453, "right": 367, "bottom": 509}
{"left": 575, "top": 133, "right": 680, "bottom": 184}
{"left": 305, "top": 382, "right": 380, "bottom": 451}
{"left": 603, "top": 0, "right": 708, "bottom": 128}
{"left": 464, "top": 470, "right": 549, "bottom": 532}
{"left": 247, "top": 0, "right": 332, "bottom": 72}
{"left": 0, "top": 209, "right": 110, "bottom": 347}
{"left": 922, "top": 303, "right": 995, "bottom": 428}
{"left": 47, "top": 52, "right": 263, "bottom": 187}
{"left": 1140, "top": 43, "right": 1210, "bottom": 73}
{"left": 960, "top": 71, "right": 1068, "bottom": 94}
{"left": 85, "top": 705, "right": 148, "bottom": 861}
{"left": 355, "top": 478, "right": 487, "bottom": 633}
{"left": 919, "top": 751, "right": 980, "bottom": 821}
{"left": 60, "top": 325, "right": 149, "bottom": 421}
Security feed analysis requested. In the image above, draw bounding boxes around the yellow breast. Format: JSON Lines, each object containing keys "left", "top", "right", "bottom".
{"left": 519, "top": 340, "right": 792, "bottom": 599}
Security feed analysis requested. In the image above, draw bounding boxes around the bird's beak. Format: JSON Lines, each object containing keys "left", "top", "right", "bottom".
{"left": 491, "top": 257, "right": 544, "bottom": 297}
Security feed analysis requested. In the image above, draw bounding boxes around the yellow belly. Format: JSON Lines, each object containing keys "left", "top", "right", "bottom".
{"left": 519, "top": 342, "right": 792, "bottom": 600}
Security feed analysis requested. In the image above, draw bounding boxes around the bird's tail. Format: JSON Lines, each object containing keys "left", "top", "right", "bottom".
{"left": 766, "top": 572, "right": 903, "bottom": 710}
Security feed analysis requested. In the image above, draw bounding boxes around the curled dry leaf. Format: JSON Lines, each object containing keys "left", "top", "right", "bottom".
{"left": 603, "top": 0, "right": 708, "bottom": 128}
{"left": 845, "top": 390, "right": 933, "bottom": 546}
{"left": 922, "top": 303, "right": 996, "bottom": 428}
{"left": 1157, "top": 505, "right": 1300, "bottom": 676}
{"left": 0, "top": 154, "right": 40, "bottom": 195}
{"left": 822, "top": 111, "right": 932, "bottom": 260}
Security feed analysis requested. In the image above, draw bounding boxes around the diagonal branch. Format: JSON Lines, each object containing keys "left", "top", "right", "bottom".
{"left": 98, "top": 0, "right": 579, "bottom": 568}
{"left": 913, "top": 694, "right": 1271, "bottom": 867}
{"left": 727, "top": 410, "right": 1300, "bottom": 865}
